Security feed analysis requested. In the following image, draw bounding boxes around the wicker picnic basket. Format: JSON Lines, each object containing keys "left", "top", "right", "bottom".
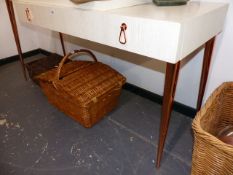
{"left": 36, "top": 49, "right": 126, "bottom": 128}
{"left": 192, "top": 82, "right": 233, "bottom": 175}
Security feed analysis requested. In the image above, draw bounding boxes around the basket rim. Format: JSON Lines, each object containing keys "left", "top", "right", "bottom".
{"left": 192, "top": 82, "right": 233, "bottom": 153}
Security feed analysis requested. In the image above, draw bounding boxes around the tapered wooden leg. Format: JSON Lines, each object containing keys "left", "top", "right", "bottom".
{"left": 156, "top": 62, "right": 181, "bottom": 168}
{"left": 196, "top": 37, "right": 215, "bottom": 110}
{"left": 5, "top": 0, "right": 27, "bottom": 80}
{"left": 59, "top": 32, "right": 66, "bottom": 56}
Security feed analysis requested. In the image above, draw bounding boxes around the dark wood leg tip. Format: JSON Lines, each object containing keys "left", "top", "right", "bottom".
{"left": 156, "top": 160, "right": 161, "bottom": 168}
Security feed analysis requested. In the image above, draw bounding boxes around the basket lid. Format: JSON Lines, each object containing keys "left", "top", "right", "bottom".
{"left": 37, "top": 61, "right": 126, "bottom": 106}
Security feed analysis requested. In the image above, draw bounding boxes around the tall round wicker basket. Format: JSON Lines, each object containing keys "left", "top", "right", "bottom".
{"left": 192, "top": 82, "right": 233, "bottom": 175}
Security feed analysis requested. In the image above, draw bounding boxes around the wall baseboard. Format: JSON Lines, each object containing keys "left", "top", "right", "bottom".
{"left": 0, "top": 48, "right": 50, "bottom": 66}
{"left": 123, "top": 83, "right": 197, "bottom": 118}
{"left": 0, "top": 48, "right": 197, "bottom": 118}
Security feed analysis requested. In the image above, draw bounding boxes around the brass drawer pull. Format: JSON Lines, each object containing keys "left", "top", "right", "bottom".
{"left": 119, "top": 23, "right": 127, "bottom": 44}
{"left": 25, "top": 8, "right": 31, "bottom": 22}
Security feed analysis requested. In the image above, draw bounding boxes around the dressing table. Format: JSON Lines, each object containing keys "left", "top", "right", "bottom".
{"left": 6, "top": 0, "right": 228, "bottom": 167}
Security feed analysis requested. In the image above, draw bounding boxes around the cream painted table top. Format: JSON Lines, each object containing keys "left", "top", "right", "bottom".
{"left": 13, "top": 0, "right": 228, "bottom": 63}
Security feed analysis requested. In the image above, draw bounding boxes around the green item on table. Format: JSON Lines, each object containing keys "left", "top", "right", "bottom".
{"left": 153, "top": 0, "right": 189, "bottom": 6}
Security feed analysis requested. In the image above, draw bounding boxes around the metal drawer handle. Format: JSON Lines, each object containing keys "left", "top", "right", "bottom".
{"left": 119, "top": 23, "right": 127, "bottom": 44}
{"left": 25, "top": 8, "right": 31, "bottom": 22}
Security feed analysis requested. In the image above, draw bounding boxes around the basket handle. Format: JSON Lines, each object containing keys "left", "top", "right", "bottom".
{"left": 56, "top": 49, "right": 97, "bottom": 80}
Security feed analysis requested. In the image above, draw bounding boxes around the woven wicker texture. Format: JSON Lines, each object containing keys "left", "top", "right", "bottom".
{"left": 192, "top": 82, "right": 233, "bottom": 175}
{"left": 37, "top": 49, "right": 126, "bottom": 128}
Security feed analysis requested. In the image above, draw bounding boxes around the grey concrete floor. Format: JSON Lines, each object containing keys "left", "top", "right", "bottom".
{"left": 0, "top": 55, "right": 193, "bottom": 175}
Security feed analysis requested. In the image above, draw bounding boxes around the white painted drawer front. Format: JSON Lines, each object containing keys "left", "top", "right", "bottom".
{"left": 14, "top": 3, "right": 180, "bottom": 63}
{"left": 14, "top": 1, "right": 228, "bottom": 63}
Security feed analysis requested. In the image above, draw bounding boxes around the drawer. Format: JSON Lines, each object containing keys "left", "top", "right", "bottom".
{"left": 14, "top": 2, "right": 181, "bottom": 63}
